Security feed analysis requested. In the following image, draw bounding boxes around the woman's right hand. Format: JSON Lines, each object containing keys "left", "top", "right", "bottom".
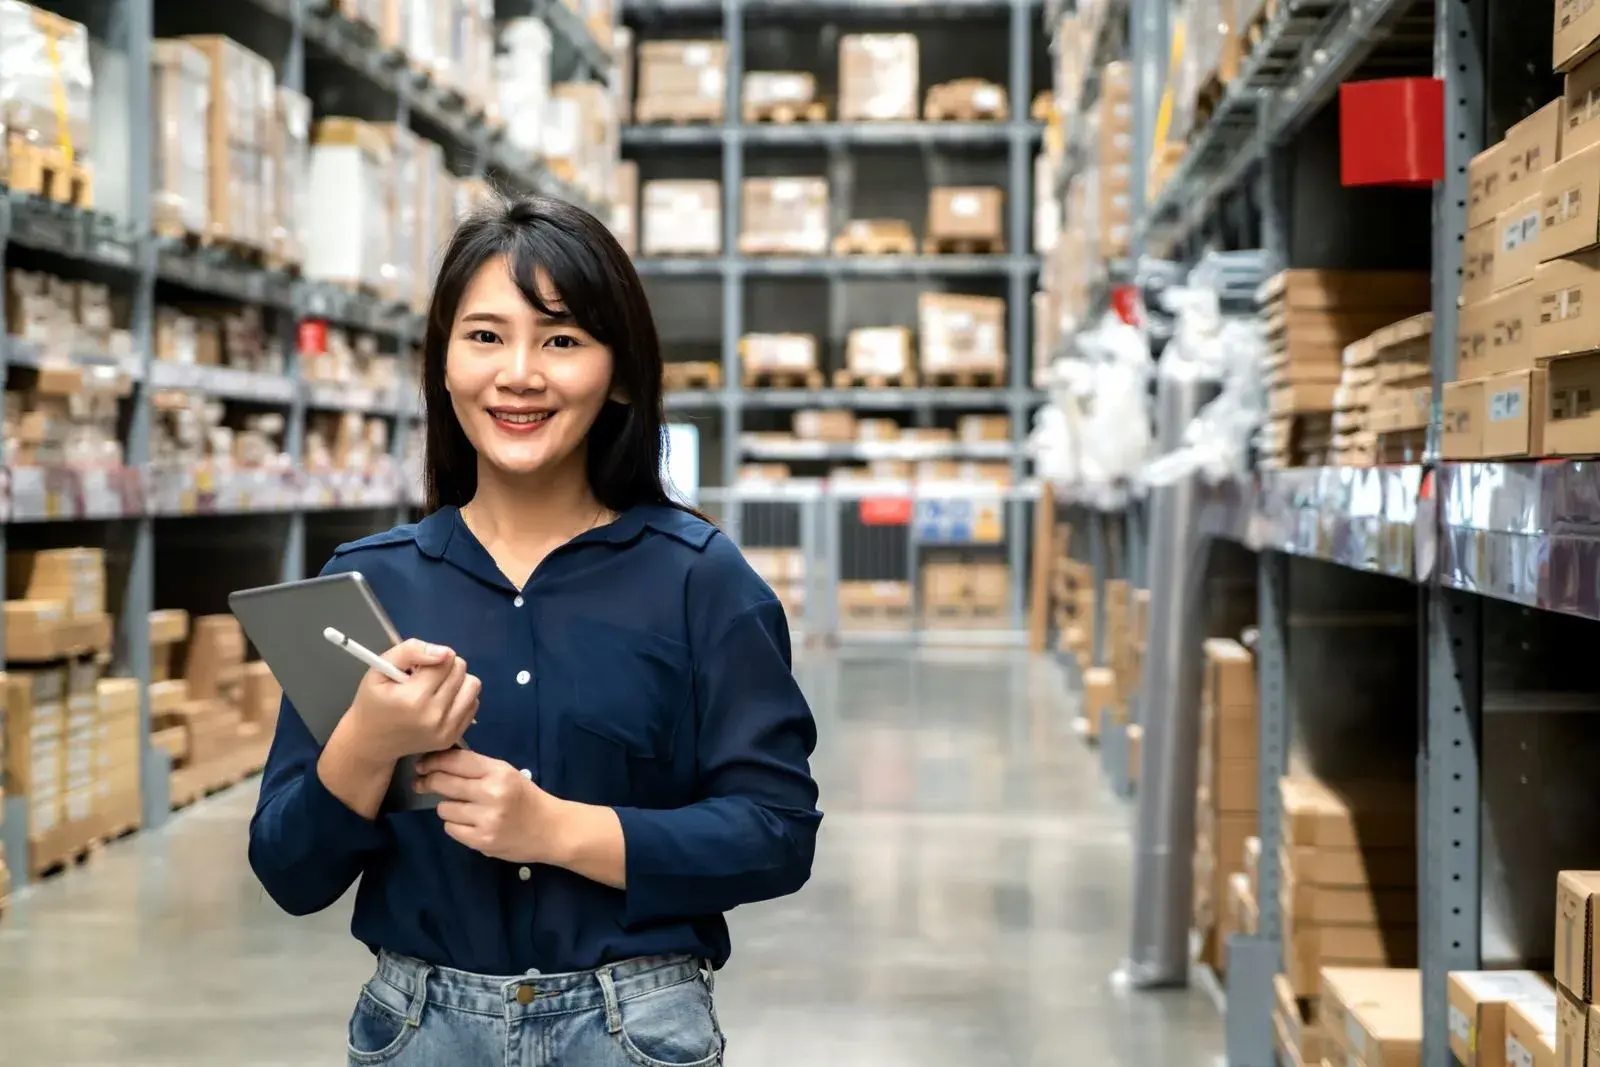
{"left": 344, "top": 639, "right": 482, "bottom": 764}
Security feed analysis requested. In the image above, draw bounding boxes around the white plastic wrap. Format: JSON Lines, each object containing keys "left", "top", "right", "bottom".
{"left": 1141, "top": 280, "right": 1269, "bottom": 488}
{"left": 498, "top": 17, "right": 552, "bottom": 159}
{"left": 0, "top": 2, "right": 93, "bottom": 160}
{"left": 1029, "top": 312, "right": 1155, "bottom": 509}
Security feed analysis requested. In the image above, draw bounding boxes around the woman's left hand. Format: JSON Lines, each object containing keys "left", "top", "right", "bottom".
{"left": 414, "top": 749, "right": 564, "bottom": 864}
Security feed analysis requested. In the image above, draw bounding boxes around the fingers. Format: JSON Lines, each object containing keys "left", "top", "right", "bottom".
{"left": 444, "top": 671, "right": 482, "bottom": 742}
{"left": 415, "top": 748, "right": 491, "bottom": 778}
{"left": 423, "top": 652, "right": 470, "bottom": 711}
{"left": 385, "top": 638, "right": 454, "bottom": 672}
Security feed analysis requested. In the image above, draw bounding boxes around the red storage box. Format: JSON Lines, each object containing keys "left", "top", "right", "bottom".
{"left": 1339, "top": 78, "right": 1445, "bottom": 188}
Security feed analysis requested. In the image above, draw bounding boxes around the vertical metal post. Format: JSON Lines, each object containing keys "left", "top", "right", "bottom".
{"left": 1005, "top": 0, "right": 1033, "bottom": 627}
{"left": 721, "top": 0, "right": 744, "bottom": 543}
{"left": 1089, "top": 510, "right": 1107, "bottom": 667}
{"left": 1224, "top": 550, "right": 1291, "bottom": 1067}
{"left": 282, "top": 4, "right": 309, "bottom": 581}
{"left": 1421, "top": 589, "right": 1482, "bottom": 1067}
{"left": 117, "top": 0, "right": 167, "bottom": 832}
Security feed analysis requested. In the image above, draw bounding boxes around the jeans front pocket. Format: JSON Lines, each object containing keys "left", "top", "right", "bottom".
{"left": 346, "top": 976, "right": 422, "bottom": 1065}
{"left": 604, "top": 973, "right": 723, "bottom": 1067}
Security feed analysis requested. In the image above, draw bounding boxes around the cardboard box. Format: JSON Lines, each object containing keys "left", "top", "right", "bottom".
{"left": 741, "top": 333, "right": 817, "bottom": 374}
{"left": 4, "top": 599, "right": 67, "bottom": 663}
{"left": 1465, "top": 220, "right": 1499, "bottom": 305}
{"left": 1534, "top": 252, "right": 1600, "bottom": 359}
{"left": 1482, "top": 367, "right": 1548, "bottom": 457}
{"left": 1499, "top": 196, "right": 1546, "bottom": 291}
{"left": 1547, "top": 352, "right": 1600, "bottom": 455}
{"left": 1449, "top": 973, "right": 1557, "bottom": 1067}
{"left": 635, "top": 40, "right": 725, "bottom": 124}
{"left": 741, "top": 71, "right": 817, "bottom": 121}
{"left": 846, "top": 327, "right": 914, "bottom": 379}
{"left": 1443, "top": 378, "right": 1487, "bottom": 459}
{"left": 927, "top": 187, "right": 1004, "bottom": 245}
{"left": 1321, "top": 969, "right": 1423, "bottom": 1067}
{"left": 1540, "top": 143, "right": 1600, "bottom": 262}
{"left": 306, "top": 118, "right": 392, "bottom": 293}
{"left": 739, "top": 178, "right": 829, "bottom": 256}
{"left": 1507, "top": 101, "right": 1563, "bottom": 199}
{"left": 918, "top": 293, "right": 1006, "bottom": 376}
{"left": 641, "top": 180, "right": 721, "bottom": 257}
{"left": 1280, "top": 775, "right": 1415, "bottom": 850}
{"left": 1459, "top": 283, "right": 1537, "bottom": 380}
{"left": 1555, "top": 0, "right": 1600, "bottom": 73}
{"left": 1557, "top": 989, "right": 1589, "bottom": 1067}
{"left": 793, "top": 409, "right": 856, "bottom": 442}
{"left": 611, "top": 159, "right": 638, "bottom": 258}
{"left": 1471, "top": 142, "right": 1511, "bottom": 229}
{"left": 1203, "top": 638, "right": 1255, "bottom": 711}
{"left": 1509, "top": 992, "right": 1559, "bottom": 1067}
{"left": 1556, "top": 871, "right": 1600, "bottom": 1000}
{"left": 1567, "top": 53, "right": 1600, "bottom": 160}
{"left": 185, "top": 615, "right": 245, "bottom": 701}
{"left": 838, "top": 34, "right": 918, "bottom": 121}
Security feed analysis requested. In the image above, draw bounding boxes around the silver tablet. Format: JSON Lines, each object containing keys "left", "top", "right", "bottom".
{"left": 229, "top": 571, "right": 439, "bottom": 812}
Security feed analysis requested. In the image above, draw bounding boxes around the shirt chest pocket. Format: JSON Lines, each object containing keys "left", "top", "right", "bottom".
{"left": 545, "top": 618, "right": 694, "bottom": 809}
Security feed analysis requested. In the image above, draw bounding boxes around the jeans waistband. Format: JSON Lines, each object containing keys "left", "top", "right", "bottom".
{"left": 373, "top": 950, "right": 707, "bottom": 1019}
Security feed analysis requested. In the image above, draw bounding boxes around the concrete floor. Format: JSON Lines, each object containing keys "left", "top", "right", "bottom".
{"left": 0, "top": 648, "right": 1224, "bottom": 1067}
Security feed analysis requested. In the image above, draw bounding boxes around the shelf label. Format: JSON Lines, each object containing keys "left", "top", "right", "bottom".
{"left": 859, "top": 497, "right": 913, "bottom": 525}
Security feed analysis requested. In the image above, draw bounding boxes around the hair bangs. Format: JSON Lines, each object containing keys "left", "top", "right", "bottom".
{"left": 503, "top": 219, "right": 614, "bottom": 345}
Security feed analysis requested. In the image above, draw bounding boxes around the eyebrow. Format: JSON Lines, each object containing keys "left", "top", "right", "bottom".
{"left": 460, "top": 311, "right": 511, "bottom": 325}
{"left": 458, "top": 309, "right": 578, "bottom": 326}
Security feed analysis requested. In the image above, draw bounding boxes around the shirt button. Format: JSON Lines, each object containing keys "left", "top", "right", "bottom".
{"left": 518, "top": 866, "right": 531, "bottom": 882}
{"left": 514, "top": 595, "right": 524, "bottom": 607}
{"left": 520, "top": 768, "right": 532, "bottom": 780}
{"left": 516, "top": 669, "right": 530, "bottom": 685}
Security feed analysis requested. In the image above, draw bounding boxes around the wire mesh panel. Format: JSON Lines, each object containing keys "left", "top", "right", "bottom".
{"left": 833, "top": 490, "right": 915, "bottom": 637}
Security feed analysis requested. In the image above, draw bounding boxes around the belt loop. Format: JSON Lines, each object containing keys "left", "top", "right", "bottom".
{"left": 595, "top": 967, "right": 623, "bottom": 1035}
{"left": 701, "top": 959, "right": 715, "bottom": 995}
{"left": 406, "top": 964, "right": 432, "bottom": 1027}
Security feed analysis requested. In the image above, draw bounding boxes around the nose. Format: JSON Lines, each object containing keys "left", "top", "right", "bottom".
{"left": 500, "top": 343, "right": 545, "bottom": 391}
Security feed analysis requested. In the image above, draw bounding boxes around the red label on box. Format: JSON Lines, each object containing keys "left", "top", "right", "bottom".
{"left": 297, "top": 319, "right": 328, "bottom": 356}
{"left": 859, "top": 497, "right": 912, "bottom": 525}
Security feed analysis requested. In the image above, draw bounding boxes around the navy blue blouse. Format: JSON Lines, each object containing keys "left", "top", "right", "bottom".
{"left": 247, "top": 504, "right": 822, "bottom": 975}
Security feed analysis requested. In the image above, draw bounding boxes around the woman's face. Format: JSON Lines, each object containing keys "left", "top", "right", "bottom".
{"left": 445, "top": 256, "right": 618, "bottom": 484}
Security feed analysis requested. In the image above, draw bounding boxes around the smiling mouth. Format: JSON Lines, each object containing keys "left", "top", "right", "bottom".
{"left": 491, "top": 411, "right": 554, "bottom": 425}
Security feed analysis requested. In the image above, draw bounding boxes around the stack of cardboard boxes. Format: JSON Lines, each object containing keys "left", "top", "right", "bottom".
{"left": 642, "top": 180, "right": 721, "bottom": 257}
{"left": 838, "top": 34, "right": 918, "bottom": 121}
{"left": 919, "top": 559, "right": 1009, "bottom": 626}
{"left": 739, "top": 333, "right": 821, "bottom": 387}
{"left": 924, "top": 187, "right": 1005, "bottom": 254}
{"left": 1278, "top": 775, "right": 1416, "bottom": 1007}
{"left": 1444, "top": 969, "right": 1553, "bottom": 1067}
{"left": 1193, "top": 638, "right": 1257, "bottom": 976}
{"left": 740, "top": 178, "right": 830, "bottom": 256}
{"left": 1094, "top": 62, "right": 1134, "bottom": 261}
{"left": 1305, "top": 970, "right": 1421, "bottom": 1067}
{"left": 151, "top": 614, "right": 280, "bottom": 796}
{"left": 1551, "top": 872, "right": 1600, "bottom": 1067}
{"left": 1442, "top": 17, "right": 1600, "bottom": 461}
{"left": 634, "top": 41, "right": 726, "bottom": 124}
{"left": 919, "top": 293, "right": 1007, "bottom": 386}
{"left": 1336, "top": 313, "right": 1434, "bottom": 466}
{"left": 1259, "top": 270, "right": 1430, "bottom": 468}
{"left": 1, "top": 548, "right": 147, "bottom": 876}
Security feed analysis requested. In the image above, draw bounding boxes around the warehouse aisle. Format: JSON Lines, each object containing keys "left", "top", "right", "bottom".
{"left": 0, "top": 648, "right": 1223, "bottom": 1067}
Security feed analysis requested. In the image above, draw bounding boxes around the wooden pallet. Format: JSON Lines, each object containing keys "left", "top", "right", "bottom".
{"left": 922, "top": 603, "right": 1007, "bottom": 629}
{"left": 923, "top": 368, "right": 1004, "bottom": 389}
{"left": 663, "top": 360, "right": 724, "bottom": 391}
{"left": 30, "top": 812, "right": 139, "bottom": 879}
{"left": 833, "top": 220, "right": 917, "bottom": 256}
{"left": 4, "top": 137, "right": 94, "bottom": 209}
{"left": 632, "top": 107, "right": 722, "bottom": 126}
{"left": 746, "top": 100, "right": 828, "bottom": 124}
{"left": 921, "top": 234, "right": 1005, "bottom": 255}
{"left": 169, "top": 738, "right": 272, "bottom": 810}
{"left": 744, "top": 369, "right": 824, "bottom": 389}
{"left": 832, "top": 368, "right": 916, "bottom": 389}
{"left": 923, "top": 82, "right": 1009, "bottom": 123}
{"left": 839, "top": 605, "right": 912, "bottom": 630}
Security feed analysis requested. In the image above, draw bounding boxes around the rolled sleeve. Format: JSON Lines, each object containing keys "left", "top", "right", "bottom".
{"left": 247, "top": 695, "right": 391, "bottom": 916}
{"left": 616, "top": 597, "right": 821, "bottom": 927}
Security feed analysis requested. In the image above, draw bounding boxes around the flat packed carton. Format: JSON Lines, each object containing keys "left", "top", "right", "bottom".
{"left": 1555, "top": 0, "right": 1600, "bottom": 72}
{"left": 641, "top": 180, "right": 720, "bottom": 257}
{"left": 1556, "top": 871, "right": 1600, "bottom": 1000}
{"left": 1280, "top": 775, "right": 1417, "bottom": 850}
{"left": 1539, "top": 142, "right": 1600, "bottom": 261}
{"left": 838, "top": 34, "right": 918, "bottom": 121}
{"left": 1556, "top": 990, "right": 1591, "bottom": 1067}
{"left": 1507, "top": 101, "right": 1563, "bottom": 201}
{"left": 1446, "top": 377, "right": 1491, "bottom": 457}
{"left": 1464, "top": 221, "right": 1498, "bottom": 305}
{"left": 1322, "top": 969, "right": 1423, "bottom": 1067}
{"left": 1448, "top": 972, "right": 1555, "bottom": 1067}
{"left": 1458, "top": 283, "right": 1536, "bottom": 380}
{"left": 1508, "top": 990, "right": 1559, "bottom": 1067}
{"left": 1471, "top": 142, "right": 1511, "bottom": 229}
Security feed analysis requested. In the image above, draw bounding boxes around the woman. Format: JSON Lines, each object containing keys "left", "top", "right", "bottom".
{"left": 249, "top": 195, "right": 822, "bottom": 1066}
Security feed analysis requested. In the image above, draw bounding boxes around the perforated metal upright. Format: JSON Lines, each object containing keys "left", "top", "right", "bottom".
{"left": 720, "top": 0, "right": 744, "bottom": 543}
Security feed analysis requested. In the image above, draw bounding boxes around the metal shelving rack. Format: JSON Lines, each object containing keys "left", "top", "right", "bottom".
{"left": 622, "top": 0, "right": 1047, "bottom": 623}
{"left": 0, "top": 0, "right": 613, "bottom": 894}
{"left": 1050, "top": 1, "right": 1592, "bottom": 1067}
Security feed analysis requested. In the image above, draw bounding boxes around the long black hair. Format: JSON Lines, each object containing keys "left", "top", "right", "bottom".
{"left": 421, "top": 193, "right": 674, "bottom": 515}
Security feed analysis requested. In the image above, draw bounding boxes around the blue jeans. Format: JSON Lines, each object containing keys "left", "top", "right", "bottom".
{"left": 347, "top": 950, "right": 726, "bottom": 1066}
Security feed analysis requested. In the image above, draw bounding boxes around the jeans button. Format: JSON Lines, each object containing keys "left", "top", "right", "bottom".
{"left": 515, "top": 983, "right": 536, "bottom": 1005}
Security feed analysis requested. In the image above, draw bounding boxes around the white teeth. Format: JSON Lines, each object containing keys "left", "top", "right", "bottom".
{"left": 496, "top": 411, "right": 552, "bottom": 424}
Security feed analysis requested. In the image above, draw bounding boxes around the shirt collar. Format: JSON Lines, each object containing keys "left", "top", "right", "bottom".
{"left": 414, "top": 502, "right": 715, "bottom": 564}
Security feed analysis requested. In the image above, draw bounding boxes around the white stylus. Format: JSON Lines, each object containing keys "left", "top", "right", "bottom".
{"left": 323, "top": 627, "right": 410, "bottom": 683}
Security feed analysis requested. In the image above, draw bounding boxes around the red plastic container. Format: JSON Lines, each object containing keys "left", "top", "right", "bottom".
{"left": 1339, "top": 78, "right": 1445, "bottom": 188}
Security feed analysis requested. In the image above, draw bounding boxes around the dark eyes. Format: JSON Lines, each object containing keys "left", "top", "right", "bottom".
{"left": 460, "top": 330, "right": 582, "bottom": 348}
{"left": 465, "top": 329, "right": 500, "bottom": 345}
{"left": 547, "top": 335, "right": 581, "bottom": 349}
